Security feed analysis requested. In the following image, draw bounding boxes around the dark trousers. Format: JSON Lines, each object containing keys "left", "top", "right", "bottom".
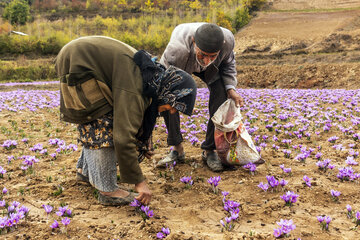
{"left": 161, "top": 75, "right": 228, "bottom": 151}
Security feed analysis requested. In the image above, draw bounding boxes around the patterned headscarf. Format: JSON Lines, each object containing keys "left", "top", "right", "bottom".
{"left": 133, "top": 50, "right": 197, "bottom": 142}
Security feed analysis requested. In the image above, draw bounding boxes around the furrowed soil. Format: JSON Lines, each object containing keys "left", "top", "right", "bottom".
{"left": 1, "top": 1, "right": 360, "bottom": 240}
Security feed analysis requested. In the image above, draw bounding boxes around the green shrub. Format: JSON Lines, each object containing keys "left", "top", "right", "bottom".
{"left": 241, "top": 0, "right": 266, "bottom": 13}
{"left": 3, "top": 0, "right": 30, "bottom": 25}
{"left": 233, "top": 6, "right": 250, "bottom": 31}
{"left": 216, "top": 10, "right": 234, "bottom": 33}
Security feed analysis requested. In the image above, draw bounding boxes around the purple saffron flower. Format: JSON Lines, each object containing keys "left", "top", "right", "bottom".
{"left": 345, "top": 156, "right": 358, "bottom": 166}
{"left": 257, "top": 182, "right": 269, "bottom": 192}
{"left": 61, "top": 217, "right": 71, "bottom": 226}
{"left": 180, "top": 176, "right": 193, "bottom": 187}
{"left": 273, "top": 228, "right": 283, "bottom": 238}
{"left": 130, "top": 199, "right": 141, "bottom": 207}
{"left": 303, "top": 175, "right": 312, "bottom": 187}
{"left": 279, "top": 179, "right": 288, "bottom": 187}
{"left": 42, "top": 204, "right": 53, "bottom": 214}
{"left": 266, "top": 175, "right": 279, "bottom": 188}
{"left": 317, "top": 216, "right": 324, "bottom": 223}
{"left": 207, "top": 176, "right": 221, "bottom": 187}
{"left": 330, "top": 190, "right": 341, "bottom": 201}
{"left": 2, "top": 187, "right": 8, "bottom": 194}
{"left": 346, "top": 204, "right": 352, "bottom": 212}
{"left": 50, "top": 220, "right": 59, "bottom": 229}
{"left": 157, "top": 232, "right": 165, "bottom": 239}
{"left": 162, "top": 227, "right": 170, "bottom": 235}
{"left": 280, "top": 191, "right": 299, "bottom": 206}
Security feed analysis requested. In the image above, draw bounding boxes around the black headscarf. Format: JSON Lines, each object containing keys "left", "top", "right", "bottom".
{"left": 133, "top": 50, "right": 197, "bottom": 143}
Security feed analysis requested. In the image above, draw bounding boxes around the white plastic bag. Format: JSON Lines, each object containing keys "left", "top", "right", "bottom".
{"left": 212, "top": 99, "right": 263, "bottom": 166}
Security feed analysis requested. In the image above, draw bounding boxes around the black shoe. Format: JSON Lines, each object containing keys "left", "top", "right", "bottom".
{"left": 202, "top": 151, "right": 224, "bottom": 172}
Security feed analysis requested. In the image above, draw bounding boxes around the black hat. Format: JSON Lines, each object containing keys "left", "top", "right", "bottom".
{"left": 194, "top": 23, "right": 224, "bottom": 53}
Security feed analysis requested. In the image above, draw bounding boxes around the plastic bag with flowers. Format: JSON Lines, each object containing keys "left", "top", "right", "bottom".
{"left": 212, "top": 99, "right": 264, "bottom": 166}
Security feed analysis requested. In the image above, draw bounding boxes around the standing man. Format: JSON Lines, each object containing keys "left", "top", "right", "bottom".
{"left": 156, "top": 23, "right": 244, "bottom": 171}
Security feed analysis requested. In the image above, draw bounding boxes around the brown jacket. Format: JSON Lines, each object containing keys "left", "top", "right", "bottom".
{"left": 55, "top": 36, "right": 151, "bottom": 184}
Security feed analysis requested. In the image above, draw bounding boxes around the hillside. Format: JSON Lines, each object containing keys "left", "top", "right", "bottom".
{"left": 235, "top": 0, "right": 360, "bottom": 89}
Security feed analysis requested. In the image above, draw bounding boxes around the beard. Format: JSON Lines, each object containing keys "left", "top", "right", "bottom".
{"left": 195, "top": 55, "right": 215, "bottom": 68}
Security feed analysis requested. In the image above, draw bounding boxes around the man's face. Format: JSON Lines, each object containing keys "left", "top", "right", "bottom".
{"left": 194, "top": 44, "right": 220, "bottom": 68}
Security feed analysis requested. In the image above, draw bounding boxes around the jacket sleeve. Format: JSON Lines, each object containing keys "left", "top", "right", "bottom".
{"left": 160, "top": 24, "right": 192, "bottom": 72}
{"left": 219, "top": 32, "right": 238, "bottom": 89}
{"left": 112, "top": 89, "right": 148, "bottom": 184}
{"left": 160, "top": 43, "right": 190, "bottom": 71}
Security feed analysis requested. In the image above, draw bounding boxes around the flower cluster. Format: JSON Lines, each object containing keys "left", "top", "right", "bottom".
{"left": 280, "top": 191, "right": 299, "bottom": 206}
{"left": 316, "top": 159, "right": 335, "bottom": 172}
{"left": 345, "top": 156, "right": 358, "bottom": 166}
{"left": 220, "top": 191, "right": 240, "bottom": 232}
{"left": 345, "top": 205, "right": 360, "bottom": 227}
{"left": 337, "top": 166, "right": 357, "bottom": 181}
{"left": 258, "top": 175, "right": 288, "bottom": 192}
{"left": 180, "top": 176, "right": 193, "bottom": 189}
{"left": 1, "top": 140, "right": 17, "bottom": 150}
{"left": 156, "top": 227, "right": 170, "bottom": 239}
{"left": 279, "top": 164, "right": 292, "bottom": 174}
{"left": 243, "top": 162, "right": 257, "bottom": 175}
{"left": 273, "top": 219, "right": 296, "bottom": 238}
{"left": 207, "top": 176, "right": 221, "bottom": 194}
{"left": 44, "top": 205, "right": 72, "bottom": 233}
{"left": 0, "top": 200, "right": 29, "bottom": 234}
{"left": 330, "top": 190, "right": 341, "bottom": 202}
{"left": 317, "top": 215, "right": 331, "bottom": 231}
{"left": 20, "top": 155, "right": 40, "bottom": 172}
{"left": 129, "top": 199, "right": 154, "bottom": 222}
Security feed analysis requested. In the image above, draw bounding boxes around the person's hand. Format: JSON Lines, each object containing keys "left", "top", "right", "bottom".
{"left": 227, "top": 89, "right": 244, "bottom": 107}
{"left": 135, "top": 181, "right": 152, "bottom": 205}
{"left": 144, "top": 150, "right": 154, "bottom": 159}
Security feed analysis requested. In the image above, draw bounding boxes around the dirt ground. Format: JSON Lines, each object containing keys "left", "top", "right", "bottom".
{"left": 235, "top": 3, "right": 360, "bottom": 90}
{"left": 1, "top": 1, "right": 360, "bottom": 240}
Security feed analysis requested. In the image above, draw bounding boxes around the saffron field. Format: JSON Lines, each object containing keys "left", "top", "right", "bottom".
{"left": 0, "top": 83, "right": 359, "bottom": 239}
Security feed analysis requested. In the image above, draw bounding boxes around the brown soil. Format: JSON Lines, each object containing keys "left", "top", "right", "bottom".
{"left": 235, "top": 6, "right": 360, "bottom": 90}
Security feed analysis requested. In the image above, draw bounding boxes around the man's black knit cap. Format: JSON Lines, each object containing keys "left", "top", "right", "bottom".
{"left": 194, "top": 23, "right": 224, "bottom": 53}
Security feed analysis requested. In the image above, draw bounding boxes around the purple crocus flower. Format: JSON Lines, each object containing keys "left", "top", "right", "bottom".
{"left": 257, "top": 182, "right": 269, "bottom": 192}
{"left": 280, "top": 191, "right": 299, "bottom": 206}
{"left": 273, "top": 228, "right": 282, "bottom": 238}
{"left": 345, "top": 156, "right": 358, "bottom": 166}
{"left": 42, "top": 204, "right": 53, "bottom": 214}
{"left": 355, "top": 211, "right": 360, "bottom": 226}
{"left": 61, "top": 217, "right": 71, "bottom": 226}
{"left": 279, "top": 179, "right": 288, "bottom": 187}
{"left": 274, "top": 219, "right": 296, "bottom": 238}
{"left": 303, "top": 175, "right": 312, "bottom": 187}
{"left": 180, "top": 176, "right": 193, "bottom": 188}
{"left": 130, "top": 199, "right": 141, "bottom": 207}
{"left": 243, "top": 163, "right": 257, "bottom": 174}
{"left": 330, "top": 190, "right": 341, "bottom": 200}
{"left": 50, "top": 220, "right": 59, "bottom": 229}
{"left": 156, "top": 232, "right": 165, "bottom": 239}
{"left": 162, "top": 227, "right": 170, "bottom": 235}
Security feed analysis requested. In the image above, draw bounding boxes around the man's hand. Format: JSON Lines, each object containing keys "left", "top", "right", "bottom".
{"left": 135, "top": 181, "right": 152, "bottom": 205}
{"left": 227, "top": 89, "right": 244, "bottom": 107}
{"left": 144, "top": 150, "right": 154, "bottom": 159}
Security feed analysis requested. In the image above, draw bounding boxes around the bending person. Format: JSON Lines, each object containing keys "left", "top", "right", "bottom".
{"left": 55, "top": 36, "right": 196, "bottom": 206}
{"left": 157, "top": 23, "right": 244, "bottom": 171}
